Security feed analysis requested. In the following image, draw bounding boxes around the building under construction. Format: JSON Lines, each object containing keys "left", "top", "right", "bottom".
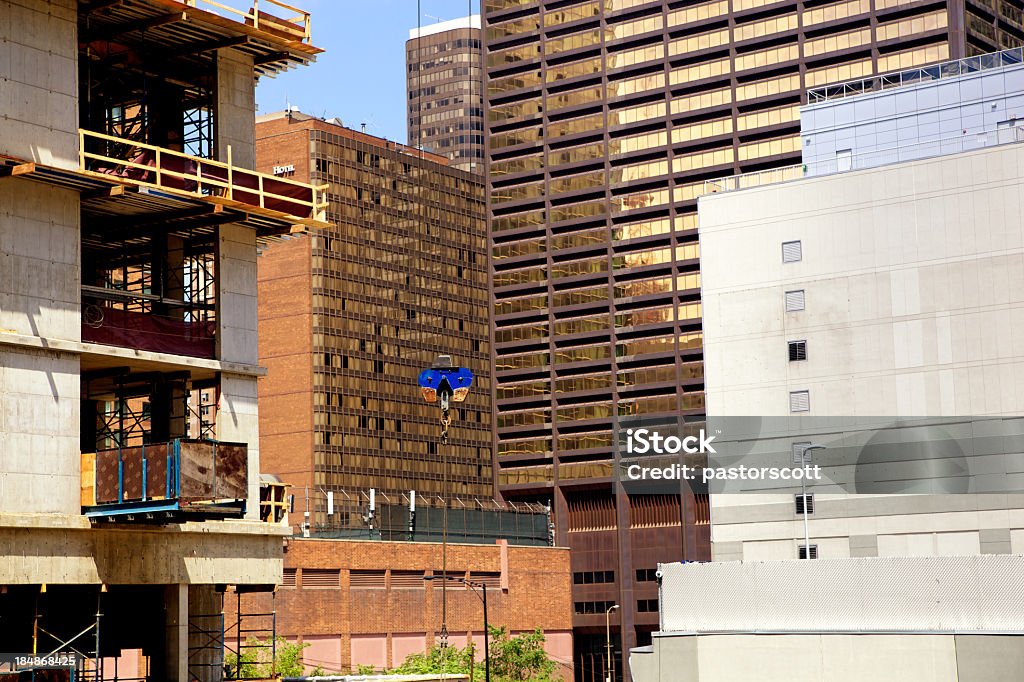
{"left": 0, "top": 1, "right": 325, "bottom": 680}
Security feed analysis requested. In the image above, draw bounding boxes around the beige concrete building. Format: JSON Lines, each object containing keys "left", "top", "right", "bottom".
{"left": 699, "top": 138, "right": 1024, "bottom": 562}
{"left": 0, "top": 1, "right": 325, "bottom": 680}
{"left": 693, "top": 53, "right": 1024, "bottom": 563}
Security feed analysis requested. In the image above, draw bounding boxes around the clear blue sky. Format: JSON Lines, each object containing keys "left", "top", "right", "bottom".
{"left": 256, "top": 0, "right": 480, "bottom": 145}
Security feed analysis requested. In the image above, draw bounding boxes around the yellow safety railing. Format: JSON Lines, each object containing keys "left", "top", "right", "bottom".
{"left": 79, "top": 129, "right": 328, "bottom": 222}
{"left": 180, "top": 0, "right": 312, "bottom": 43}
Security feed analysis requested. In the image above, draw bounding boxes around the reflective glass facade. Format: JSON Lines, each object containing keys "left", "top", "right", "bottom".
{"left": 257, "top": 113, "right": 492, "bottom": 502}
{"left": 483, "top": 0, "right": 1023, "bottom": 680}
{"left": 407, "top": 20, "right": 485, "bottom": 172}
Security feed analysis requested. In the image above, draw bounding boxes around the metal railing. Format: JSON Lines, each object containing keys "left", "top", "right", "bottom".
{"left": 704, "top": 163, "right": 806, "bottom": 194}
{"left": 79, "top": 129, "right": 328, "bottom": 221}
{"left": 807, "top": 47, "right": 1024, "bottom": 104}
{"left": 180, "top": 0, "right": 312, "bottom": 43}
{"left": 704, "top": 123, "right": 1024, "bottom": 194}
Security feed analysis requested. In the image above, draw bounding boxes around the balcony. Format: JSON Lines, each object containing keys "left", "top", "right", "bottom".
{"left": 79, "top": 129, "right": 328, "bottom": 224}
{"left": 81, "top": 439, "right": 248, "bottom": 522}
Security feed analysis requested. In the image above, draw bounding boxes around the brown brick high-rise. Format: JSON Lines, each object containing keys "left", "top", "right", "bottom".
{"left": 255, "top": 110, "right": 492, "bottom": 523}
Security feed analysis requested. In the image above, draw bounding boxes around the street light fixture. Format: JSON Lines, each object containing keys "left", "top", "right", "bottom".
{"left": 798, "top": 443, "right": 826, "bottom": 559}
{"left": 424, "top": 575, "right": 490, "bottom": 682}
{"left": 605, "top": 604, "right": 620, "bottom": 682}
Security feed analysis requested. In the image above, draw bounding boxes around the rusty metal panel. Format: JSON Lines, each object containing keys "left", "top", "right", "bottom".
{"left": 215, "top": 443, "right": 248, "bottom": 500}
{"left": 95, "top": 448, "right": 121, "bottom": 504}
{"left": 145, "top": 442, "right": 169, "bottom": 499}
{"left": 179, "top": 440, "right": 217, "bottom": 500}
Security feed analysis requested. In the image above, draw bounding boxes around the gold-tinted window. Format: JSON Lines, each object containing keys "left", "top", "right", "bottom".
{"left": 736, "top": 104, "right": 799, "bottom": 131}
{"left": 669, "top": 28, "right": 729, "bottom": 57}
{"left": 733, "top": 13, "right": 797, "bottom": 42}
{"left": 734, "top": 74, "right": 799, "bottom": 101}
{"left": 732, "top": 0, "right": 786, "bottom": 12}
{"left": 877, "top": 43, "right": 949, "bottom": 72}
{"left": 804, "top": 27, "right": 871, "bottom": 57}
{"left": 612, "top": 158, "right": 670, "bottom": 184}
{"left": 549, "top": 112, "right": 605, "bottom": 137}
{"left": 669, "top": 58, "right": 730, "bottom": 85}
{"left": 491, "top": 127, "right": 542, "bottom": 150}
{"left": 549, "top": 141, "right": 605, "bottom": 165}
{"left": 550, "top": 199, "right": 607, "bottom": 222}
{"left": 489, "top": 100, "right": 542, "bottom": 123}
{"left": 670, "top": 87, "right": 731, "bottom": 114}
{"left": 546, "top": 28, "right": 607, "bottom": 54}
{"left": 551, "top": 171, "right": 607, "bottom": 194}
{"left": 544, "top": 0, "right": 601, "bottom": 26}
{"left": 489, "top": 69, "right": 543, "bottom": 95}
{"left": 488, "top": 16, "right": 541, "bottom": 41}
{"left": 487, "top": 42, "right": 542, "bottom": 68}
{"left": 610, "top": 187, "right": 671, "bottom": 213}
{"left": 610, "top": 14, "right": 665, "bottom": 40}
{"left": 547, "top": 57, "right": 603, "bottom": 82}
{"left": 492, "top": 207, "right": 545, "bottom": 231}
{"left": 548, "top": 83, "right": 606, "bottom": 111}
{"left": 804, "top": 58, "right": 872, "bottom": 87}
{"left": 609, "top": 130, "right": 668, "bottom": 156}
{"left": 738, "top": 134, "right": 800, "bottom": 161}
{"left": 802, "top": 0, "right": 870, "bottom": 26}
{"left": 735, "top": 42, "right": 799, "bottom": 71}
{"left": 491, "top": 154, "right": 544, "bottom": 176}
{"left": 672, "top": 147, "right": 735, "bottom": 172}
{"left": 671, "top": 117, "right": 732, "bottom": 144}
{"left": 668, "top": 0, "right": 729, "bottom": 28}
{"left": 613, "top": 72, "right": 666, "bottom": 97}
{"left": 610, "top": 101, "right": 667, "bottom": 126}
{"left": 612, "top": 217, "right": 673, "bottom": 240}
{"left": 876, "top": 10, "right": 948, "bottom": 42}
{"left": 608, "top": 43, "right": 665, "bottom": 69}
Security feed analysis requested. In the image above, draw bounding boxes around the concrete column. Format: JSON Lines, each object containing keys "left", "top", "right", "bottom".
{"left": 216, "top": 223, "right": 260, "bottom": 518}
{"left": 188, "top": 585, "right": 224, "bottom": 682}
{"left": 0, "top": 0, "right": 79, "bottom": 169}
{"left": 216, "top": 50, "right": 256, "bottom": 168}
{"left": 0, "top": 181, "right": 81, "bottom": 514}
{"left": 164, "top": 584, "right": 189, "bottom": 682}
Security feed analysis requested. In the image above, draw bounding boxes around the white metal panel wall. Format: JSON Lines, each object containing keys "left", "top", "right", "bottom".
{"left": 659, "top": 555, "right": 1024, "bottom": 633}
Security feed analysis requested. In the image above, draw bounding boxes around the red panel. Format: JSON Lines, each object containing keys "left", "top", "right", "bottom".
{"left": 82, "top": 307, "right": 215, "bottom": 358}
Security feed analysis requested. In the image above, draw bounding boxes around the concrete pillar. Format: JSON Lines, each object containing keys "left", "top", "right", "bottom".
{"left": 216, "top": 50, "right": 256, "bottom": 168}
{"left": 188, "top": 585, "right": 224, "bottom": 682}
{"left": 216, "top": 223, "right": 260, "bottom": 518}
{"left": 0, "top": 0, "right": 79, "bottom": 170}
{"left": 164, "top": 584, "right": 189, "bottom": 682}
{"left": 0, "top": 180, "right": 81, "bottom": 514}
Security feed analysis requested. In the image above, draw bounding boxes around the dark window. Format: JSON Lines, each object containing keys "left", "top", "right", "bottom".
{"left": 795, "top": 494, "right": 814, "bottom": 515}
{"left": 798, "top": 544, "right": 818, "bottom": 560}
{"left": 637, "top": 599, "right": 659, "bottom": 613}
{"left": 635, "top": 568, "right": 658, "bottom": 582}
{"left": 573, "top": 571, "right": 615, "bottom": 584}
{"left": 788, "top": 340, "right": 807, "bottom": 361}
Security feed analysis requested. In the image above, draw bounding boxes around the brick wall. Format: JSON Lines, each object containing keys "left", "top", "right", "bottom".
{"left": 257, "top": 234, "right": 314, "bottom": 500}
{"left": 228, "top": 538, "right": 573, "bottom": 675}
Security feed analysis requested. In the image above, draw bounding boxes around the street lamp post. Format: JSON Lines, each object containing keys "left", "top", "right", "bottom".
{"left": 799, "top": 444, "right": 826, "bottom": 559}
{"left": 425, "top": 575, "right": 490, "bottom": 682}
{"left": 605, "top": 604, "right": 620, "bottom": 682}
